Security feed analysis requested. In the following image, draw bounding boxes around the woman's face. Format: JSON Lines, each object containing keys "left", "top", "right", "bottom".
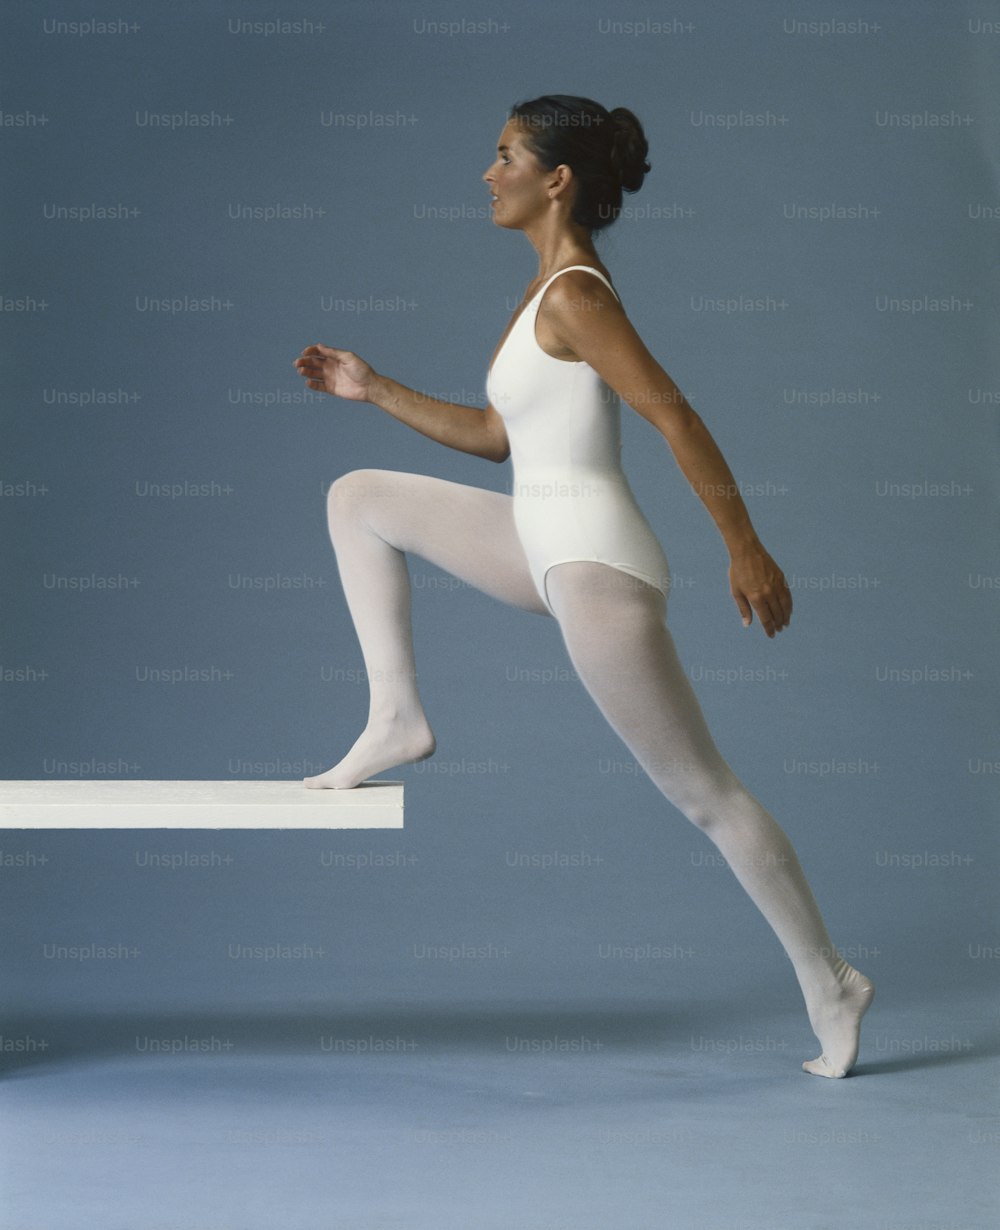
{"left": 482, "top": 119, "right": 553, "bottom": 230}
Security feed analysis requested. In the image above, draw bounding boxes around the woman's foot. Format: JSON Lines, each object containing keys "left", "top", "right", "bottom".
{"left": 801, "top": 957, "right": 876, "bottom": 1077}
{"left": 304, "top": 715, "right": 436, "bottom": 790}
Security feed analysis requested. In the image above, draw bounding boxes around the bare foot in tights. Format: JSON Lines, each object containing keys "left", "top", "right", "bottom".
{"left": 801, "top": 957, "right": 876, "bottom": 1077}
{"left": 304, "top": 714, "right": 436, "bottom": 790}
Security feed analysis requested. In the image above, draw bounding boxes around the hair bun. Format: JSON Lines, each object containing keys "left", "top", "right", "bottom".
{"left": 608, "top": 107, "right": 651, "bottom": 192}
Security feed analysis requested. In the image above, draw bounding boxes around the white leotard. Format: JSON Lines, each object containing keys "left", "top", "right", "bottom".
{"left": 486, "top": 264, "right": 671, "bottom": 616}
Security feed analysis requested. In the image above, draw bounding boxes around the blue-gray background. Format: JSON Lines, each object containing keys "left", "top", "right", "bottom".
{"left": 2, "top": 0, "right": 996, "bottom": 1021}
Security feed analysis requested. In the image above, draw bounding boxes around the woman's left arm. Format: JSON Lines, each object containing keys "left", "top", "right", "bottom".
{"left": 541, "top": 272, "right": 792, "bottom": 637}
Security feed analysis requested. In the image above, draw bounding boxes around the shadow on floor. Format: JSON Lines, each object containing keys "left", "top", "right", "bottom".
{"left": 0, "top": 996, "right": 784, "bottom": 1077}
{"left": 3, "top": 994, "right": 997, "bottom": 1082}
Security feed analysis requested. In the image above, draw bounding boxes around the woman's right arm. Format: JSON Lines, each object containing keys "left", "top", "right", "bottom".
{"left": 293, "top": 344, "right": 509, "bottom": 463}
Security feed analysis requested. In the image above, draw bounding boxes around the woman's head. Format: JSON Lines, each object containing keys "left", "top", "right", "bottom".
{"left": 484, "top": 95, "right": 650, "bottom": 234}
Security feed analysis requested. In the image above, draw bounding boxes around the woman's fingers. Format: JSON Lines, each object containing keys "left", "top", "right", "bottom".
{"left": 752, "top": 590, "right": 791, "bottom": 636}
{"left": 294, "top": 354, "right": 332, "bottom": 376}
{"left": 733, "top": 584, "right": 792, "bottom": 637}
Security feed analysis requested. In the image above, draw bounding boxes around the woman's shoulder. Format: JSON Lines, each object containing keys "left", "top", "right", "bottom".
{"left": 541, "top": 264, "right": 620, "bottom": 309}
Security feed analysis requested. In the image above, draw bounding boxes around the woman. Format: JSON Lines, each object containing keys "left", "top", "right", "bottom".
{"left": 292, "top": 95, "right": 875, "bottom": 1078}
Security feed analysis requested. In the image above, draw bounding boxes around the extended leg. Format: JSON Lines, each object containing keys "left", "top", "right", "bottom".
{"left": 306, "top": 468, "right": 548, "bottom": 789}
{"left": 544, "top": 560, "right": 875, "bottom": 1077}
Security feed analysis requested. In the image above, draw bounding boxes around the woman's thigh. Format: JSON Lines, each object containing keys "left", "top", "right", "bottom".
{"left": 545, "top": 560, "right": 738, "bottom": 819}
{"left": 328, "top": 467, "right": 550, "bottom": 616}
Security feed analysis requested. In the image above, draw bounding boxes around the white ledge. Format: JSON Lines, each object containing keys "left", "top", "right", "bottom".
{"left": 0, "top": 780, "right": 404, "bottom": 829}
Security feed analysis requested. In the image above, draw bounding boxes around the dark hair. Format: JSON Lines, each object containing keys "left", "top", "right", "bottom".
{"left": 508, "top": 94, "right": 650, "bottom": 232}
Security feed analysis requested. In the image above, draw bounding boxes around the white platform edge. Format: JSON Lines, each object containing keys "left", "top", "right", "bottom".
{"left": 0, "top": 781, "right": 404, "bottom": 829}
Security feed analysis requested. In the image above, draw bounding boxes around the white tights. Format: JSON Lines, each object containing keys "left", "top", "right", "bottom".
{"left": 306, "top": 468, "right": 875, "bottom": 1076}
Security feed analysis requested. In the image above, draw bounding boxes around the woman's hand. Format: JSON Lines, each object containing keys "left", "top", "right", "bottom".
{"left": 728, "top": 541, "right": 793, "bottom": 637}
{"left": 293, "top": 344, "right": 377, "bottom": 401}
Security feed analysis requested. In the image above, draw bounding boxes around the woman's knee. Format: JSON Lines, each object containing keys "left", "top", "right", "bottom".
{"left": 326, "top": 468, "right": 398, "bottom": 528}
{"left": 672, "top": 769, "right": 747, "bottom": 833}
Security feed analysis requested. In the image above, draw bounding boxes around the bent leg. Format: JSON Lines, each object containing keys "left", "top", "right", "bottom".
{"left": 307, "top": 468, "right": 548, "bottom": 790}
{"left": 545, "top": 560, "right": 875, "bottom": 1077}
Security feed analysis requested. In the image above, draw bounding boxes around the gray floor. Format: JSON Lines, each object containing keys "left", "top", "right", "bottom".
{"left": 2, "top": 987, "right": 996, "bottom": 1230}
